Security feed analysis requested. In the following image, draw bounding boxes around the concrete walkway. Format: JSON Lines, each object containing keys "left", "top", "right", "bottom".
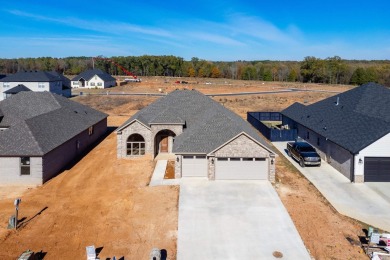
{"left": 273, "top": 141, "right": 390, "bottom": 232}
{"left": 149, "top": 160, "right": 180, "bottom": 186}
{"left": 177, "top": 179, "right": 311, "bottom": 260}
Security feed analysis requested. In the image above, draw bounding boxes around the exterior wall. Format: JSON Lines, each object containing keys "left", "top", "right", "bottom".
{"left": 354, "top": 132, "right": 390, "bottom": 182}
{"left": 1, "top": 81, "right": 63, "bottom": 100}
{"left": 296, "top": 123, "right": 353, "bottom": 181}
{"left": 72, "top": 76, "right": 115, "bottom": 89}
{"left": 42, "top": 118, "right": 107, "bottom": 183}
{"left": 117, "top": 121, "right": 153, "bottom": 158}
{"left": 207, "top": 156, "right": 215, "bottom": 180}
{"left": 175, "top": 155, "right": 182, "bottom": 178}
{"left": 211, "top": 134, "right": 275, "bottom": 182}
{"left": 0, "top": 157, "right": 42, "bottom": 185}
{"left": 62, "top": 88, "right": 72, "bottom": 98}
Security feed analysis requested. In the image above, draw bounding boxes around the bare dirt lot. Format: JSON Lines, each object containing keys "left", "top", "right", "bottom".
{"left": 0, "top": 77, "right": 367, "bottom": 259}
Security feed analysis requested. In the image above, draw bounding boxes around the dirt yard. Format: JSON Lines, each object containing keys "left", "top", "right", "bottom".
{"left": 0, "top": 77, "right": 368, "bottom": 259}
{"left": 0, "top": 116, "right": 179, "bottom": 260}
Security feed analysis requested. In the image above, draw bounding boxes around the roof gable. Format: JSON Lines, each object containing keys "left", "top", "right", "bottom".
{"left": 3, "top": 84, "right": 31, "bottom": 94}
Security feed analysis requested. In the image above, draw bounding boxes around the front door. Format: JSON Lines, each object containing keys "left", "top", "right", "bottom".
{"left": 160, "top": 136, "right": 169, "bottom": 153}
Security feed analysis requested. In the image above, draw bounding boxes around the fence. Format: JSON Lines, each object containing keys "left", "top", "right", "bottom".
{"left": 247, "top": 112, "right": 297, "bottom": 142}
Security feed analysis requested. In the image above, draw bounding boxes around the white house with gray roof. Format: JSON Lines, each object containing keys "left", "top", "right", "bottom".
{"left": 0, "top": 91, "right": 107, "bottom": 185}
{"left": 116, "top": 90, "right": 276, "bottom": 181}
{"left": 71, "top": 69, "right": 116, "bottom": 89}
{"left": 0, "top": 71, "right": 71, "bottom": 101}
{"left": 282, "top": 83, "right": 390, "bottom": 182}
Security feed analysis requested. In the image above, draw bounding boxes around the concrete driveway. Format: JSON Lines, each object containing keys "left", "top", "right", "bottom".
{"left": 273, "top": 141, "right": 390, "bottom": 232}
{"left": 177, "top": 179, "right": 310, "bottom": 260}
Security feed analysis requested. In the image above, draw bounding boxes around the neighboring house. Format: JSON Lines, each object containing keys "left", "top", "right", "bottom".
{"left": 0, "top": 71, "right": 71, "bottom": 101}
{"left": 49, "top": 71, "right": 72, "bottom": 97}
{"left": 281, "top": 83, "right": 390, "bottom": 182}
{"left": 116, "top": 90, "right": 276, "bottom": 181}
{"left": 71, "top": 69, "right": 116, "bottom": 89}
{"left": 0, "top": 91, "right": 107, "bottom": 185}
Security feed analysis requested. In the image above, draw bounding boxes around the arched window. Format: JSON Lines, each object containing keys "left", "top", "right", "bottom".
{"left": 127, "top": 134, "right": 145, "bottom": 156}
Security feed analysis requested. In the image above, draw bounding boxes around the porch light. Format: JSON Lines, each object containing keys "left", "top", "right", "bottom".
{"left": 271, "top": 158, "right": 274, "bottom": 165}
{"left": 176, "top": 157, "right": 180, "bottom": 162}
{"left": 211, "top": 158, "right": 214, "bottom": 164}
{"left": 358, "top": 158, "right": 363, "bottom": 164}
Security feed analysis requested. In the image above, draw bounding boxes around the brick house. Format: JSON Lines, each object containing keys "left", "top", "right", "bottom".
{"left": 116, "top": 90, "right": 276, "bottom": 181}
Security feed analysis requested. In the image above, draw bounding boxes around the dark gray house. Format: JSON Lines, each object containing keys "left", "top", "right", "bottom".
{"left": 71, "top": 69, "right": 116, "bottom": 89}
{"left": 281, "top": 83, "right": 390, "bottom": 182}
{"left": 0, "top": 71, "right": 72, "bottom": 101}
{"left": 0, "top": 91, "right": 107, "bottom": 185}
{"left": 117, "top": 90, "right": 276, "bottom": 181}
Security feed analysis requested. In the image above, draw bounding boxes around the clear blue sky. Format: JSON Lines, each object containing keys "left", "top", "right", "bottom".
{"left": 1, "top": 0, "right": 389, "bottom": 61}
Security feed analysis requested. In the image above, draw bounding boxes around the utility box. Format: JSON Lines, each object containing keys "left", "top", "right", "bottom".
{"left": 86, "top": 245, "right": 96, "bottom": 260}
{"left": 7, "top": 215, "right": 16, "bottom": 229}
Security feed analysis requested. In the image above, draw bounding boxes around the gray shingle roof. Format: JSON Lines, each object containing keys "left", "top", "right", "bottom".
{"left": 0, "top": 91, "right": 107, "bottom": 156}
{"left": 71, "top": 69, "right": 116, "bottom": 82}
{"left": 0, "top": 71, "right": 63, "bottom": 82}
{"left": 281, "top": 83, "right": 390, "bottom": 154}
{"left": 3, "top": 84, "right": 31, "bottom": 94}
{"left": 119, "top": 90, "right": 274, "bottom": 154}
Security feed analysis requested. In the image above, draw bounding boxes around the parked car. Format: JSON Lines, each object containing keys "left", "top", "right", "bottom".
{"left": 287, "top": 141, "right": 321, "bottom": 167}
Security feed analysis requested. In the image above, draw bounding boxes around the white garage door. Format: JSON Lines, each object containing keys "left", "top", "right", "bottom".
{"left": 215, "top": 157, "right": 268, "bottom": 180}
{"left": 182, "top": 155, "right": 208, "bottom": 177}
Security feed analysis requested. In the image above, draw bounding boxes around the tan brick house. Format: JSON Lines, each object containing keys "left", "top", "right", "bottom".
{"left": 116, "top": 90, "right": 276, "bottom": 181}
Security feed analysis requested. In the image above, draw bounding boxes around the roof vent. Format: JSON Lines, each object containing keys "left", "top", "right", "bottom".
{"left": 335, "top": 97, "right": 339, "bottom": 106}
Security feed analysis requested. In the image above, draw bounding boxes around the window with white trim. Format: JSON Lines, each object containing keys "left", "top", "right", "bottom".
{"left": 97, "top": 82, "right": 102, "bottom": 86}
{"left": 20, "top": 157, "right": 30, "bottom": 175}
{"left": 38, "top": 82, "right": 45, "bottom": 88}
{"left": 3, "top": 82, "right": 10, "bottom": 88}
{"left": 90, "top": 82, "right": 95, "bottom": 86}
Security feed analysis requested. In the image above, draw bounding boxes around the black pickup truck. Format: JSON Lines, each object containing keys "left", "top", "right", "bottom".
{"left": 287, "top": 141, "right": 321, "bottom": 167}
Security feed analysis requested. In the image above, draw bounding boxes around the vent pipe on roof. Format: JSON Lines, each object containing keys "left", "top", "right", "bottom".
{"left": 335, "top": 97, "right": 339, "bottom": 106}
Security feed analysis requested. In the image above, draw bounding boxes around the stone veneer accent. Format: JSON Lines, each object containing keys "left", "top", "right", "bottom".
{"left": 175, "top": 155, "right": 182, "bottom": 178}
{"left": 214, "top": 134, "right": 270, "bottom": 158}
{"left": 354, "top": 175, "right": 364, "bottom": 183}
{"left": 211, "top": 134, "right": 275, "bottom": 182}
{"left": 208, "top": 156, "right": 216, "bottom": 180}
{"left": 117, "top": 120, "right": 152, "bottom": 158}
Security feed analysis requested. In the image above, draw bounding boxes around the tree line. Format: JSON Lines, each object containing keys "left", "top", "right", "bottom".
{"left": 0, "top": 56, "right": 389, "bottom": 86}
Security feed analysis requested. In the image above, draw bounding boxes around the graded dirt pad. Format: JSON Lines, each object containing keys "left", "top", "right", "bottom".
{"left": 0, "top": 116, "right": 179, "bottom": 260}
{"left": 274, "top": 155, "right": 367, "bottom": 259}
